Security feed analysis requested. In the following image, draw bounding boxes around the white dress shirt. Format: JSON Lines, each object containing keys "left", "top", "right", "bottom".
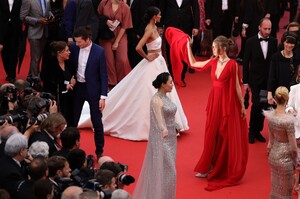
{"left": 258, "top": 33, "right": 269, "bottom": 59}
{"left": 77, "top": 43, "right": 92, "bottom": 83}
{"left": 176, "top": 0, "right": 183, "bottom": 7}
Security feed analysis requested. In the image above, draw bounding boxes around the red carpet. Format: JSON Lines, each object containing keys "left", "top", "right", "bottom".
{"left": 0, "top": 11, "right": 297, "bottom": 199}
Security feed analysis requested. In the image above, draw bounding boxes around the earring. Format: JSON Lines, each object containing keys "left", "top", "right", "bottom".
{"left": 154, "top": 18, "right": 157, "bottom": 24}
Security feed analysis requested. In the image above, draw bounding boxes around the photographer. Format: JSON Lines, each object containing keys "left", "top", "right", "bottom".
{"left": 28, "top": 113, "right": 66, "bottom": 156}
{"left": 95, "top": 169, "right": 117, "bottom": 193}
{"left": 47, "top": 156, "right": 72, "bottom": 199}
{"left": 0, "top": 83, "right": 19, "bottom": 115}
{"left": 67, "top": 149, "right": 95, "bottom": 188}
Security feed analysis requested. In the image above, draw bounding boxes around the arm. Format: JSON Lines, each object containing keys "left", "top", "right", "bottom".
{"left": 287, "top": 120, "right": 298, "bottom": 163}
{"left": 235, "top": 64, "right": 246, "bottom": 119}
{"left": 99, "top": 48, "right": 108, "bottom": 111}
{"left": 186, "top": 38, "right": 211, "bottom": 68}
{"left": 151, "top": 95, "right": 168, "bottom": 138}
{"left": 135, "top": 28, "right": 158, "bottom": 61}
{"left": 267, "top": 55, "right": 278, "bottom": 104}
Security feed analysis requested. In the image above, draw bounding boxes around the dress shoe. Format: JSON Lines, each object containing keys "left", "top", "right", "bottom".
{"left": 195, "top": 172, "right": 208, "bottom": 178}
{"left": 188, "top": 68, "right": 195, "bottom": 74}
{"left": 249, "top": 133, "right": 255, "bottom": 144}
{"left": 96, "top": 153, "right": 103, "bottom": 161}
{"left": 255, "top": 134, "right": 266, "bottom": 142}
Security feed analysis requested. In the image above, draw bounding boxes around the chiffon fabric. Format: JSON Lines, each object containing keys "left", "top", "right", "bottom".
{"left": 133, "top": 93, "right": 177, "bottom": 199}
{"left": 264, "top": 110, "right": 296, "bottom": 199}
{"left": 78, "top": 36, "right": 189, "bottom": 140}
{"left": 194, "top": 59, "right": 248, "bottom": 191}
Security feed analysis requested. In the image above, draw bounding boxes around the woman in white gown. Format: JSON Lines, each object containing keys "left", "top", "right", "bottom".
{"left": 78, "top": 6, "right": 188, "bottom": 140}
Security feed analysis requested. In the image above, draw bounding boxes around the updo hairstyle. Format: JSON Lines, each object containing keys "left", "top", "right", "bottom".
{"left": 144, "top": 6, "right": 160, "bottom": 24}
{"left": 50, "top": 41, "right": 67, "bottom": 56}
{"left": 213, "top": 35, "right": 235, "bottom": 54}
{"left": 152, "top": 72, "right": 170, "bottom": 89}
{"left": 274, "top": 86, "right": 289, "bottom": 105}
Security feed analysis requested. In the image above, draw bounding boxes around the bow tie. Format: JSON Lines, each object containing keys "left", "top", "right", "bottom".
{"left": 259, "top": 37, "right": 269, "bottom": 42}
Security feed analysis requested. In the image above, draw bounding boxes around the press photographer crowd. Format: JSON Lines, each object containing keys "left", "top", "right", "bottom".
{"left": 0, "top": 79, "right": 134, "bottom": 199}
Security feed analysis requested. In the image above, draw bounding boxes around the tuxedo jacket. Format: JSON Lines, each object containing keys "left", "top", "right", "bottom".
{"left": 158, "top": 0, "right": 200, "bottom": 34}
{"left": 205, "top": 0, "right": 239, "bottom": 21}
{"left": 69, "top": 42, "right": 108, "bottom": 99}
{"left": 28, "top": 130, "right": 59, "bottom": 156}
{"left": 20, "top": 0, "right": 53, "bottom": 39}
{"left": 0, "top": 0, "right": 22, "bottom": 44}
{"left": 243, "top": 35, "right": 278, "bottom": 87}
{"left": 0, "top": 156, "right": 27, "bottom": 198}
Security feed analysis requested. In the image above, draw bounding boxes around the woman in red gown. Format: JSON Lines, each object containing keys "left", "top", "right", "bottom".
{"left": 187, "top": 35, "right": 248, "bottom": 191}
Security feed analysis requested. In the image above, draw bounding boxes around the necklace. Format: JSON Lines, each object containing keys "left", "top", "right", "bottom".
{"left": 218, "top": 58, "right": 229, "bottom": 65}
{"left": 282, "top": 50, "right": 292, "bottom": 58}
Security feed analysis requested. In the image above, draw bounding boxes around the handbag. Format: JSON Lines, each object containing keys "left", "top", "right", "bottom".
{"left": 98, "top": 0, "right": 114, "bottom": 40}
{"left": 259, "top": 90, "right": 268, "bottom": 103}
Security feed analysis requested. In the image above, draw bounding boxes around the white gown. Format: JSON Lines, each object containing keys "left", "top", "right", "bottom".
{"left": 78, "top": 36, "right": 189, "bottom": 140}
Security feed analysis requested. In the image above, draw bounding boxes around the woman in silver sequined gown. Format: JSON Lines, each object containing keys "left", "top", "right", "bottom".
{"left": 264, "top": 86, "right": 297, "bottom": 199}
{"left": 133, "top": 72, "right": 177, "bottom": 199}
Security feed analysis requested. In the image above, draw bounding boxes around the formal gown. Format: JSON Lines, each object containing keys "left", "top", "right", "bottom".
{"left": 78, "top": 36, "right": 189, "bottom": 140}
{"left": 194, "top": 59, "right": 248, "bottom": 191}
{"left": 264, "top": 110, "right": 296, "bottom": 199}
{"left": 132, "top": 92, "right": 177, "bottom": 199}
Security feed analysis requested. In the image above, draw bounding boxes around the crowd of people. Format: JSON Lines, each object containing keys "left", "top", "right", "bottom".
{"left": 2, "top": 0, "right": 300, "bottom": 198}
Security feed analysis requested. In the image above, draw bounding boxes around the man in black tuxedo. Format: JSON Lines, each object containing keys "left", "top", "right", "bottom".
{"left": 0, "top": 0, "right": 22, "bottom": 82}
{"left": 126, "top": 0, "right": 155, "bottom": 68}
{"left": 0, "top": 133, "right": 28, "bottom": 198}
{"left": 158, "top": 0, "right": 200, "bottom": 86}
{"left": 243, "top": 18, "right": 278, "bottom": 144}
{"left": 205, "top": 0, "right": 239, "bottom": 39}
{"left": 69, "top": 26, "right": 108, "bottom": 159}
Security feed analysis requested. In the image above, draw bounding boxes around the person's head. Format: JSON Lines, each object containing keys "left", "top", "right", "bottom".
{"left": 281, "top": 31, "right": 297, "bottom": 51}
{"left": 144, "top": 6, "right": 161, "bottom": 24}
{"left": 98, "top": 156, "right": 114, "bottom": 169}
{"left": 61, "top": 186, "right": 83, "bottom": 199}
{"left": 60, "top": 127, "right": 80, "bottom": 150}
{"left": 0, "top": 189, "right": 10, "bottom": 199}
{"left": 28, "top": 156, "right": 48, "bottom": 181}
{"left": 258, "top": 18, "right": 272, "bottom": 38}
{"left": 26, "top": 96, "right": 47, "bottom": 116}
{"left": 33, "top": 179, "right": 54, "bottom": 199}
{"left": 14, "top": 79, "right": 31, "bottom": 99}
{"left": 95, "top": 169, "right": 117, "bottom": 192}
{"left": 212, "top": 35, "right": 234, "bottom": 56}
{"left": 47, "top": 156, "right": 71, "bottom": 178}
{"left": 99, "top": 161, "right": 122, "bottom": 176}
{"left": 67, "top": 149, "right": 86, "bottom": 170}
{"left": 152, "top": 72, "right": 173, "bottom": 93}
{"left": 0, "top": 125, "right": 19, "bottom": 143}
{"left": 286, "top": 21, "right": 300, "bottom": 33}
{"left": 4, "top": 133, "right": 28, "bottom": 160}
{"left": 274, "top": 86, "right": 289, "bottom": 105}
{"left": 79, "top": 191, "right": 98, "bottom": 199}
{"left": 50, "top": 41, "right": 70, "bottom": 60}
{"left": 40, "top": 113, "right": 66, "bottom": 138}
{"left": 111, "top": 189, "right": 131, "bottom": 199}
{"left": 28, "top": 141, "right": 49, "bottom": 159}
{"left": 73, "top": 26, "right": 92, "bottom": 49}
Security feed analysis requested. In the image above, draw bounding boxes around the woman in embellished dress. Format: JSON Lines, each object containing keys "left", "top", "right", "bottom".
{"left": 186, "top": 35, "right": 248, "bottom": 191}
{"left": 133, "top": 72, "right": 177, "bottom": 199}
{"left": 78, "top": 6, "right": 188, "bottom": 140}
{"left": 264, "top": 86, "right": 297, "bottom": 199}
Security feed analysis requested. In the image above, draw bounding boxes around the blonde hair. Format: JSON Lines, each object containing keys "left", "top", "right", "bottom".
{"left": 274, "top": 86, "right": 289, "bottom": 105}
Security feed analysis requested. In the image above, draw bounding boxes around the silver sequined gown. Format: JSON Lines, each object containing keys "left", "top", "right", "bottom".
{"left": 133, "top": 93, "right": 177, "bottom": 199}
{"left": 264, "top": 110, "right": 296, "bottom": 199}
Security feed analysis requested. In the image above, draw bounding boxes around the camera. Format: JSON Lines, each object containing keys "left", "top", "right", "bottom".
{"left": 0, "top": 113, "right": 27, "bottom": 126}
{"left": 117, "top": 173, "right": 135, "bottom": 186}
{"left": 3, "top": 85, "right": 17, "bottom": 103}
{"left": 26, "top": 77, "right": 43, "bottom": 92}
{"left": 117, "top": 162, "right": 128, "bottom": 172}
{"left": 86, "top": 179, "right": 112, "bottom": 199}
{"left": 39, "top": 92, "right": 55, "bottom": 100}
{"left": 29, "top": 113, "right": 48, "bottom": 125}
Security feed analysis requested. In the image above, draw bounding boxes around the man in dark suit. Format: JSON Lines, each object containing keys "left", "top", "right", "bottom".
{"left": 205, "top": 0, "right": 239, "bottom": 39}
{"left": 158, "top": 0, "right": 200, "bottom": 86}
{"left": 0, "top": 133, "right": 28, "bottom": 198}
{"left": 69, "top": 26, "right": 108, "bottom": 159}
{"left": 243, "top": 18, "right": 278, "bottom": 144}
{"left": 0, "top": 0, "right": 22, "bottom": 82}
{"left": 126, "top": 0, "right": 155, "bottom": 68}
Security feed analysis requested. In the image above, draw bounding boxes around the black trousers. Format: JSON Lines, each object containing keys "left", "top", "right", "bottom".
{"left": 249, "top": 85, "right": 265, "bottom": 136}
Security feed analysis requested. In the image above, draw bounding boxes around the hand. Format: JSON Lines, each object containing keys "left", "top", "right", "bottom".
{"left": 192, "top": 28, "right": 199, "bottom": 36}
{"left": 267, "top": 92, "right": 275, "bottom": 105}
{"left": 70, "top": 76, "right": 76, "bottom": 85}
{"left": 243, "top": 84, "right": 251, "bottom": 92}
{"left": 205, "top": 19, "right": 211, "bottom": 26}
{"left": 66, "top": 84, "right": 73, "bottom": 90}
{"left": 112, "top": 41, "right": 119, "bottom": 50}
{"left": 38, "top": 18, "right": 50, "bottom": 24}
{"left": 162, "top": 129, "right": 168, "bottom": 138}
{"left": 99, "top": 99, "right": 105, "bottom": 112}
{"left": 147, "top": 53, "right": 159, "bottom": 61}
{"left": 49, "top": 100, "right": 58, "bottom": 113}
{"left": 47, "top": 15, "right": 55, "bottom": 23}
{"left": 265, "top": 13, "right": 271, "bottom": 19}
{"left": 234, "top": 16, "right": 239, "bottom": 23}
{"left": 241, "top": 106, "right": 246, "bottom": 119}
{"left": 241, "top": 28, "right": 247, "bottom": 38}
{"left": 67, "top": 38, "right": 73, "bottom": 45}
{"left": 107, "top": 19, "right": 114, "bottom": 29}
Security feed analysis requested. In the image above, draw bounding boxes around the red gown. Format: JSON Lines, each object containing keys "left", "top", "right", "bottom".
{"left": 194, "top": 58, "right": 248, "bottom": 191}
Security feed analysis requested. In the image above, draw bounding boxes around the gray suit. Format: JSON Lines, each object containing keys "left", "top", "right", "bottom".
{"left": 20, "top": 0, "right": 53, "bottom": 78}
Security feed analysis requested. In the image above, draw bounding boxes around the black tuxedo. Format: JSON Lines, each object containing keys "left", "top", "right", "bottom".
{"left": 126, "top": 0, "right": 155, "bottom": 68}
{"left": 159, "top": 0, "right": 199, "bottom": 83}
{"left": 205, "top": 0, "right": 239, "bottom": 39}
{"left": 28, "top": 131, "right": 61, "bottom": 156}
{"left": 0, "top": 0, "right": 22, "bottom": 80}
{"left": 243, "top": 34, "right": 278, "bottom": 138}
{"left": 0, "top": 156, "right": 27, "bottom": 198}
{"left": 264, "top": 0, "right": 281, "bottom": 38}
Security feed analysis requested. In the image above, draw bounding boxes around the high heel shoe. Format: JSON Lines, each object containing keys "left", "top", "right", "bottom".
{"left": 195, "top": 172, "right": 208, "bottom": 178}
